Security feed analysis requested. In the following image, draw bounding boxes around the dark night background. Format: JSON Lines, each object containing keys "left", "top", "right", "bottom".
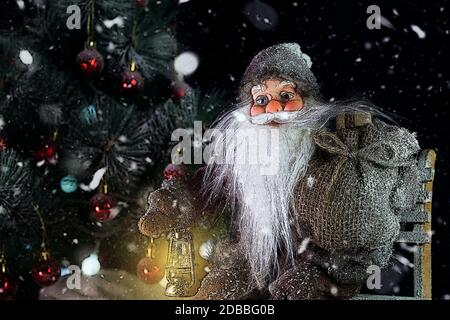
{"left": 1, "top": 0, "right": 449, "bottom": 299}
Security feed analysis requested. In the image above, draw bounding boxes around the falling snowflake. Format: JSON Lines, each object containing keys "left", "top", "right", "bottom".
{"left": 380, "top": 16, "right": 395, "bottom": 29}
{"left": 107, "top": 42, "right": 117, "bottom": 52}
{"left": 19, "top": 50, "right": 33, "bottom": 65}
{"left": 306, "top": 176, "right": 315, "bottom": 188}
{"left": 103, "top": 16, "right": 125, "bottom": 29}
{"left": 79, "top": 167, "right": 107, "bottom": 191}
{"left": 118, "top": 135, "right": 128, "bottom": 143}
{"left": 127, "top": 243, "right": 137, "bottom": 252}
{"left": 330, "top": 285, "right": 338, "bottom": 296}
{"left": 297, "top": 237, "right": 310, "bottom": 254}
{"left": 128, "top": 161, "right": 138, "bottom": 171}
{"left": 411, "top": 25, "right": 426, "bottom": 39}
{"left": 16, "top": 0, "right": 25, "bottom": 10}
{"left": 174, "top": 52, "right": 199, "bottom": 76}
{"left": 395, "top": 254, "right": 414, "bottom": 268}
{"left": 399, "top": 243, "right": 418, "bottom": 253}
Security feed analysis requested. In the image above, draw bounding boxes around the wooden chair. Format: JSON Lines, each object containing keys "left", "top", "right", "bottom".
{"left": 354, "top": 149, "right": 436, "bottom": 300}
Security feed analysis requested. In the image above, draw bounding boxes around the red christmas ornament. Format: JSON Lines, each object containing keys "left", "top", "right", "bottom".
{"left": 0, "top": 272, "right": 17, "bottom": 300}
{"left": 89, "top": 193, "right": 119, "bottom": 222}
{"left": 31, "top": 252, "right": 61, "bottom": 287}
{"left": 121, "top": 69, "right": 144, "bottom": 93}
{"left": 171, "top": 81, "right": 189, "bottom": 100}
{"left": 0, "top": 136, "right": 6, "bottom": 151}
{"left": 0, "top": 254, "right": 17, "bottom": 300}
{"left": 35, "top": 141, "right": 58, "bottom": 164}
{"left": 163, "top": 164, "right": 187, "bottom": 180}
{"left": 76, "top": 46, "right": 104, "bottom": 77}
{"left": 136, "top": 256, "right": 164, "bottom": 284}
{"left": 133, "top": 0, "right": 149, "bottom": 7}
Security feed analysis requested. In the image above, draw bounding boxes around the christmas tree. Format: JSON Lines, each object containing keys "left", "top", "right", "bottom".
{"left": 0, "top": 0, "right": 223, "bottom": 299}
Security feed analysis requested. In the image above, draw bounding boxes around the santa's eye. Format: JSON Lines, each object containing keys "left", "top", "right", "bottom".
{"left": 255, "top": 95, "right": 269, "bottom": 106}
{"left": 280, "top": 91, "right": 294, "bottom": 103}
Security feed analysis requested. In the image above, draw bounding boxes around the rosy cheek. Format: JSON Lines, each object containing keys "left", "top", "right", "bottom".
{"left": 250, "top": 105, "right": 266, "bottom": 116}
{"left": 284, "top": 100, "right": 304, "bottom": 112}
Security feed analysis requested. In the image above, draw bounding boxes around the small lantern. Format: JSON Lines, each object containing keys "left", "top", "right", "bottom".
{"left": 165, "top": 229, "right": 195, "bottom": 297}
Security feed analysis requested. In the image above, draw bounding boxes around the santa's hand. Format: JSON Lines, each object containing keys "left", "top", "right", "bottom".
{"left": 138, "top": 178, "right": 197, "bottom": 237}
{"left": 39, "top": 269, "right": 164, "bottom": 300}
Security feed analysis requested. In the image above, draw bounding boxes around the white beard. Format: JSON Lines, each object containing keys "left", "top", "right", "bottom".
{"left": 203, "top": 105, "right": 316, "bottom": 287}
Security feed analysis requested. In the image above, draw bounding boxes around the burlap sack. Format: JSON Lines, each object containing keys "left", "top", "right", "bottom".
{"left": 295, "top": 119, "right": 420, "bottom": 253}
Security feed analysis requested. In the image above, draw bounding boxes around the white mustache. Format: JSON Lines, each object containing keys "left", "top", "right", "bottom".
{"left": 250, "top": 111, "right": 299, "bottom": 125}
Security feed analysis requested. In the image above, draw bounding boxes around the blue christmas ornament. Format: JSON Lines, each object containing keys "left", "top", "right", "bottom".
{"left": 60, "top": 175, "right": 78, "bottom": 193}
{"left": 80, "top": 105, "right": 98, "bottom": 126}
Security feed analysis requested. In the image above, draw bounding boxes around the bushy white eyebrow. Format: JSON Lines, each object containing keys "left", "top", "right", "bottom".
{"left": 278, "top": 80, "right": 296, "bottom": 88}
{"left": 251, "top": 81, "right": 295, "bottom": 95}
{"left": 251, "top": 84, "right": 265, "bottom": 95}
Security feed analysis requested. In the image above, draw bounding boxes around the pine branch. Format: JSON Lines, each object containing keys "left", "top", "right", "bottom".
{"left": 0, "top": 149, "right": 34, "bottom": 233}
{"left": 62, "top": 95, "right": 161, "bottom": 193}
{"left": 45, "top": 0, "right": 177, "bottom": 80}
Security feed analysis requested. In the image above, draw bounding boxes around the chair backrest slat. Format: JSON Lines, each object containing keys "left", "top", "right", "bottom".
{"left": 399, "top": 207, "right": 430, "bottom": 223}
{"left": 397, "top": 230, "right": 430, "bottom": 244}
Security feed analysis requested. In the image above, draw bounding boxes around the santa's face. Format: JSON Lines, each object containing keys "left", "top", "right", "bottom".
{"left": 250, "top": 79, "right": 304, "bottom": 119}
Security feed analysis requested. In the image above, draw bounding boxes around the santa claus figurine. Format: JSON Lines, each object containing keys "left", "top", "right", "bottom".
{"left": 138, "top": 43, "right": 421, "bottom": 300}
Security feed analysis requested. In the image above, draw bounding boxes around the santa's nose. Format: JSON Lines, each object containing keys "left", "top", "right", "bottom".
{"left": 266, "top": 100, "right": 283, "bottom": 113}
